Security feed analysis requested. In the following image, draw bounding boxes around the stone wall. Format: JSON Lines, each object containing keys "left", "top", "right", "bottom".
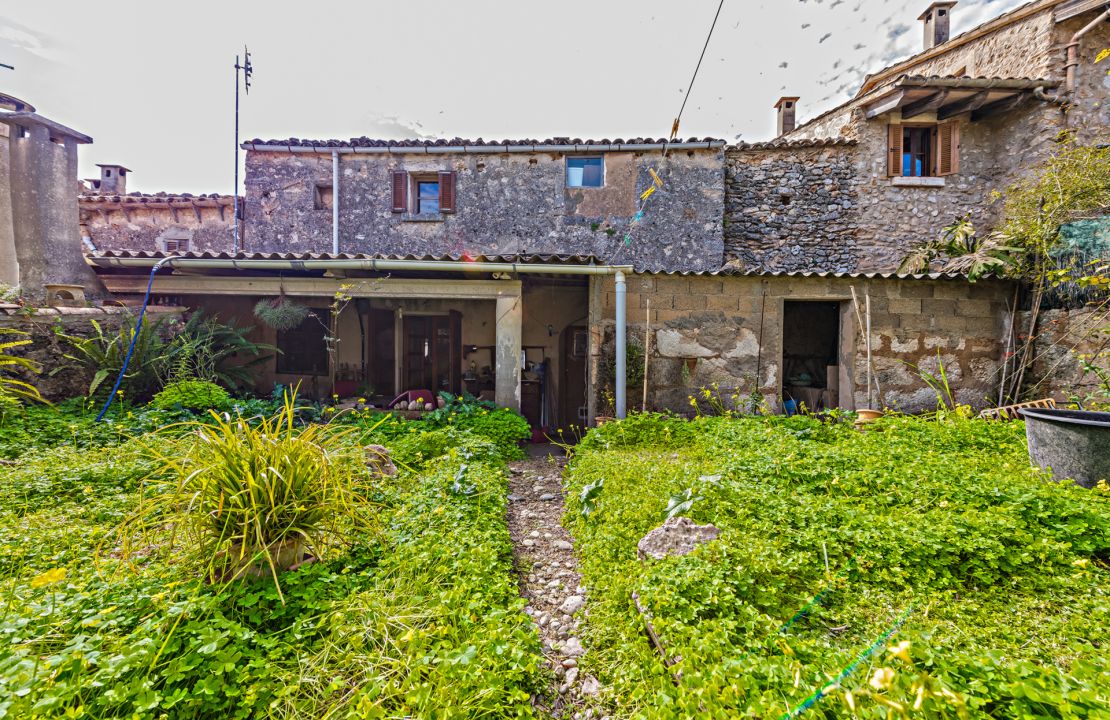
{"left": 0, "top": 304, "right": 184, "bottom": 401}
{"left": 243, "top": 148, "right": 724, "bottom": 272}
{"left": 725, "top": 143, "right": 861, "bottom": 272}
{"left": 1023, "top": 306, "right": 1110, "bottom": 403}
{"left": 82, "top": 202, "right": 236, "bottom": 254}
{"left": 1059, "top": 16, "right": 1110, "bottom": 144}
{"left": 726, "top": 98, "right": 1063, "bottom": 273}
{"left": 589, "top": 274, "right": 1012, "bottom": 416}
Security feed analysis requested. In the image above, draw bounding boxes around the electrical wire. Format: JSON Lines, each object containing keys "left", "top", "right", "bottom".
{"left": 670, "top": 0, "right": 727, "bottom": 145}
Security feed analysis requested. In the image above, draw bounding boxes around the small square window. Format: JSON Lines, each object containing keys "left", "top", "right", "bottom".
{"left": 567, "top": 157, "right": 603, "bottom": 188}
{"left": 314, "top": 184, "right": 333, "bottom": 210}
{"left": 417, "top": 180, "right": 439, "bottom": 214}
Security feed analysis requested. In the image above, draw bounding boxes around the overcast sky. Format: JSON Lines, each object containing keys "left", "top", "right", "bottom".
{"left": 2, "top": 0, "right": 1024, "bottom": 195}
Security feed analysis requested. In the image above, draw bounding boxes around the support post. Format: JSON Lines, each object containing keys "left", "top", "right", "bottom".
{"left": 615, "top": 270, "right": 627, "bottom": 419}
{"left": 495, "top": 293, "right": 523, "bottom": 412}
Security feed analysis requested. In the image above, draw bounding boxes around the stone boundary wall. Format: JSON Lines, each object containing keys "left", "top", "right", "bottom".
{"left": 590, "top": 274, "right": 1012, "bottom": 416}
{"left": 1022, "top": 306, "right": 1110, "bottom": 404}
{"left": 0, "top": 305, "right": 184, "bottom": 401}
{"left": 725, "top": 144, "right": 861, "bottom": 272}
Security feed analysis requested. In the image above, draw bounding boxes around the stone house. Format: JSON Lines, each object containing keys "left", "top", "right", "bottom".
{"left": 79, "top": 165, "right": 238, "bottom": 255}
{"left": 84, "top": 0, "right": 1110, "bottom": 426}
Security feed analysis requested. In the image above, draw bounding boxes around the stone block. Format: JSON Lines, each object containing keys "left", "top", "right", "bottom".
{"left": 959, "top": 299, "right": 995, "bottom": 318}
{"left": 672, "top": 294, "right": 708, "bottom": 311}
{"left": 706, "top": 294, "right": 739, "bottom": 312}
{"left": 932, "top": 282, "right": 972, "bottom": 300}
{"left": 920, "top": 299, "right": 958, "bottom": 316}
{"left": 898, "top": 283, "right": 935, "bottom": 299}
{"left": 655, "top": 277, "right": 690, "bottom": 295}
{"left": 887, "top": 298, "right": 922, "bottom": 315}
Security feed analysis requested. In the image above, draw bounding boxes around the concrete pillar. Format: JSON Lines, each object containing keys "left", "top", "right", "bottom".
{"left": 495, "top": 293, "right": 522, "bottom": 411}
{"left": 0, "top": 128, "right": 17, "bottom": 287}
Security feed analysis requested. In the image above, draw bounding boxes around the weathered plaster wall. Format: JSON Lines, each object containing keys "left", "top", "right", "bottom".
{"left": 590, "top": 274, "right": 1011, "bottom": 415}
{"left": 82, "top": 204, "right": 235, "bottom": 253}
{"left": 243, "top": 149, "right": 724, "bottom": 272}
{"left": 725, "top": 144, "right": 861, "bottom": 272}
{"left": 0, "top": 305, "right": 184, "bottom": 400}
{"left": 6, "top": 124, "right": 100, "bottom": 298}
{"left": 1023, "top": 306, "right": 1110, "bottom": 403}
{"left": 0, "top": 124, "right": 16, "bottom": 287}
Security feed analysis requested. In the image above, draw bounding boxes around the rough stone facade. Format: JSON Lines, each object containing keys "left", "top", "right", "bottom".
{"left": 725, "top": 143, "right": 861, "bottom": 272}
{"left": 590, "top": 274, "right": 1011, "bottom": 415}
{"left": 80, "top": 194, "right": 237, "bottom": 254}
{"left": 1023, "top": 307, "right": 1110, "bottom": 404}
{"left": 243, "top": 148, "right": 725, "bottom": 272}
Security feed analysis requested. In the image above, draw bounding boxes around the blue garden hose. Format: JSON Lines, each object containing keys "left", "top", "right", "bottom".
{"left": 95, "top": 257, "right": 174, "bottom": 421}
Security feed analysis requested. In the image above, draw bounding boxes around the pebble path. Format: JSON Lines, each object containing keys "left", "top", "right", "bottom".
{"left": 507, "top": 453, "right": 606, "bottom": 720}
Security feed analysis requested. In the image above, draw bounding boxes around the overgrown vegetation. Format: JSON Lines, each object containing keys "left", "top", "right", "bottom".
{"left": 0, "top": 400, "right": 544, "bottom": 717}
{"left": 564, "top": 413, "right": 1110, "bottom": 718}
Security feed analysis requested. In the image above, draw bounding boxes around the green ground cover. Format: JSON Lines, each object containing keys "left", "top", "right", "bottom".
{"left": 563, "top": 414, "right": 1110, "bottom": 719}
{"left": 0, "top": 402, "right": 542, "bottom": 719}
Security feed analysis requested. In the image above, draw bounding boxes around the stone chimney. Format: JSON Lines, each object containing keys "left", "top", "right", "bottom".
{"left": 96, "top": 163, "right": 130, "bottom": 195}
{"left": 919, "top": 2, "right": 957, "bottom": 51}
{"left": 774, "top": 97, "right": 800, "bottom": 137}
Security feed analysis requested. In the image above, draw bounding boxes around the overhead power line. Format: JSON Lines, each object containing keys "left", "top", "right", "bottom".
{"left": 670, "top": 0, "right": 726, "bottom": 141}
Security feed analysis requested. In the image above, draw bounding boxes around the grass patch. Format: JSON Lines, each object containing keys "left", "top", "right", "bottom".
{"left": 564, "top": 413, "right": 1110, "bottom": 718}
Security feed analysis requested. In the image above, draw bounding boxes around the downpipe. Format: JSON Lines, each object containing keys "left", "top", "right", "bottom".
{"left": 615, "top": 270, "right": 627, "bottom": 419}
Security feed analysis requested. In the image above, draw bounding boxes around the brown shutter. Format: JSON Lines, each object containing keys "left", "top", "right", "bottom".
{"left": 887, "top": 124, "right": 903, "bottom": 177}
{"left": 936, "top": 121, "right": 960, "bottom": 176}
{"left": 438, "top": 171, "right": 456, "bottom": 213}
{"left": 391, "top": 170, "right": 407, "bottom": 213}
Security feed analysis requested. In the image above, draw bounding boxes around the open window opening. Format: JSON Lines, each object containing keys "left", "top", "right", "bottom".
{"left": 781, "top": 301, "right": 842, "bottom": 413}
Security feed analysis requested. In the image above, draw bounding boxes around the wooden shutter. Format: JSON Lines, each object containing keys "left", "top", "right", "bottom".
{"left": 936, "top": 121, "right": 960, "bottom": 176}
{"left": 887, "top": 124, "right": 903, "bottom": 177}
{"left": 391, "top": 170, "right": 408, "bottom": 213}
{"left": 438, "top": 171, "right": 456, "bottom": 213}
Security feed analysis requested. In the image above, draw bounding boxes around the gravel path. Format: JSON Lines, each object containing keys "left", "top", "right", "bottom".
{"left": 507, "top": 453, "right": 604, "bottom": 720}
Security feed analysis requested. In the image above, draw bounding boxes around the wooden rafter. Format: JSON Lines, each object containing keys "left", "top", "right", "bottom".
{"left": 937, "top": 90, "right": 993, "bottom": 120}
{"left": 971, "top": 93, "right": 1027, "bottom": 122}
{"left": 864, "top": 90, "right": 905, "bottom": 119}
{"left": 901, "top": 90, "right": 951, "bottom": 119}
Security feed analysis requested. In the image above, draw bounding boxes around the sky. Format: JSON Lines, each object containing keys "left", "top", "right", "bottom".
{"left": 1, "top": 0, "right": 1026, "bottom": 195}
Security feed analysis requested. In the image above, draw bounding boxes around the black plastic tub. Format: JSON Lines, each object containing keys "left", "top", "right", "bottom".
{"left": 1019, "top": 408, "right": 1110, "bottom": 489}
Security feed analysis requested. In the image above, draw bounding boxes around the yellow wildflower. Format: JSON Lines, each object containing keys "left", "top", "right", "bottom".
{"left": 31, "top": 567, "right": 67, "bottom": 589}
{"left": 888, "top": 640, "right": 913, "bottom": 664}
{"left": 869, "top": 666, "right": 896, "bottom": 691}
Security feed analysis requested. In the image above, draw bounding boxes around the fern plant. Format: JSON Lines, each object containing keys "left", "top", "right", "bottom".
{"left": 61, "top": 315, "right": 171, "bottom": 401}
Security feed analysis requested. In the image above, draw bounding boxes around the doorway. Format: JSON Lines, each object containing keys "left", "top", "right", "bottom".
{"left": 403, "top": 312, "right": 462, "bottom": 394}
{"left": 781, "top": 301, "right": 841, "bottom": 412}
{"left": 560, "top": 325, "right": 588, "bottom": 429}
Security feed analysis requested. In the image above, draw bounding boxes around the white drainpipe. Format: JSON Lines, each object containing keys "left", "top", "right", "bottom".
{"left": 614, "top": 270, "right": 627, "bottom": 419}
{"left": 1065, "top": 7, "right": 1110, "bottom": 95}
{"left": 331, "top": 150, "right": 340, "bottom": 254}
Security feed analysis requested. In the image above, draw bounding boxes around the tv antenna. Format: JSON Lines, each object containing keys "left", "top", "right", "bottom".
{"left": 233, "top": 46, "right": 253, "bottom": 252}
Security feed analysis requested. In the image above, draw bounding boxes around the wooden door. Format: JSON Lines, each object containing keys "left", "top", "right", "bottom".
{"left": 560, "top": 325, "right": 588, "bottom": 429}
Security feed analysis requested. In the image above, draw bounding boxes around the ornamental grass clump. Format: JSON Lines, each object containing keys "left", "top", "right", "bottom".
{"left": 116, "top": 392, "right": 378, "bottom": 600}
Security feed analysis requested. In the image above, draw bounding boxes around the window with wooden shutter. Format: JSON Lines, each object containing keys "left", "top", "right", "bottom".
{"left": 936, "top": 121, "right": 960, "bottom": 176}
{"left": 887, "top": 124, "right": 903, "bottom": 177}
{"left": 438, "top": 171, "right": 456, "bottom": 213}
{"left": 391, "top": 170, "right": 408, "bottom": 213}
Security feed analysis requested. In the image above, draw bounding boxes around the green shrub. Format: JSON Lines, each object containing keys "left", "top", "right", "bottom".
{"left": 61, "top": 314, "right": 172, "bottom": 402}
{"left": 424, "top": 395, "right": 531, "bottom": 461}
{"left": 150, "top": 379, "right": 231, "bottom": 411}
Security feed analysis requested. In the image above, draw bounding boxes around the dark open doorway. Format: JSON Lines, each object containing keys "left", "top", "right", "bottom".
{"left": 781, "top": 301, "right": 841, "bottom": 412}
{"left": 560, "top": 325, "right": 588, "bottom": 430}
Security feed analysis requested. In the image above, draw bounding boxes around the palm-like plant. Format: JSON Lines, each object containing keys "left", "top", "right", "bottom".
{"left": 899, "top": 216, "right": 1023, "bottom": 280}
{"left": 0, "top": 329, "right": 46, "bottom": 411}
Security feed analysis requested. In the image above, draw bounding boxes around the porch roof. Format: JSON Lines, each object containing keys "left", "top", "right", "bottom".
{"left": 86, "top": 250, "right": 604, "bottom": 266}
{"left": 862, "top": 75, "right": 1060, "bottom": 122}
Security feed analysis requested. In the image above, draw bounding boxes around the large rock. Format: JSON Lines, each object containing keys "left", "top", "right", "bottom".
{"left": 637, "top": 516, "right": 720, "bottom": 561}
{"left": 364, "top": 445, "right": 397, "bottom": 476}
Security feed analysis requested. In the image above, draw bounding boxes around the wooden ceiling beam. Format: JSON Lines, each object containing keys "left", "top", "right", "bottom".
{"left": 900, "top": 90, "right": 950, "bottom": 119}
{"left": 971, "top": 93, "right": 1027, "bottom": 122}
{"left": 937, "top": 90, "right": 994, "bottom": 120}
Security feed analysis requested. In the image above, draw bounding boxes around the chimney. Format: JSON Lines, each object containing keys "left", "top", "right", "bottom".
{"left": 96, "top": 164, "right": 130, "bottom": 195}
{"left": 919, "top": 2, "right": 957, "bottom": 50}
{"left": 774, "top": 97, "right": 800, "bottom": 136}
